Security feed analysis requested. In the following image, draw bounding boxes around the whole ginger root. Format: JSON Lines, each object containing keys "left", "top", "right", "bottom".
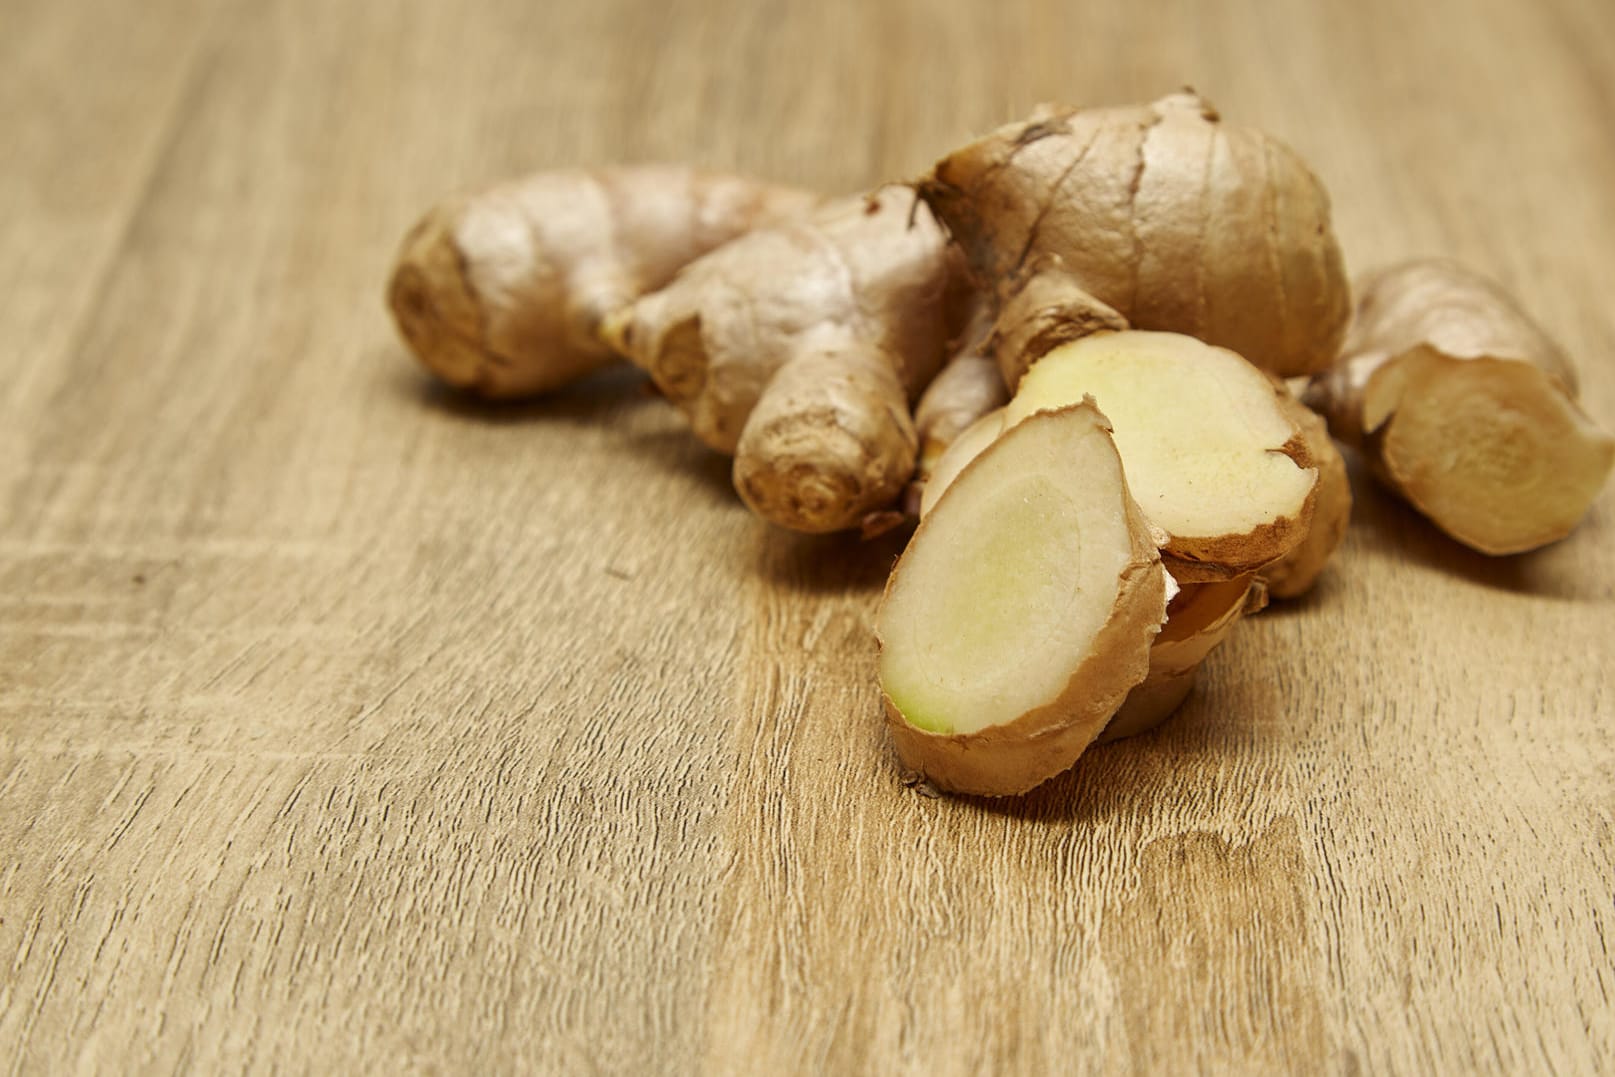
{"left": 1305, "top": 259, "right": 1614, "bottom": 555}
{"left": 387, "top": 165, "right": 817, "bottom": 398}
{"left": 918, "top": 92, "right": 1352, "bottom": 388}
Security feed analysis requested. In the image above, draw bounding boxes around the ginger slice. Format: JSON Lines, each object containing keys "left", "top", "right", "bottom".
{"left": 877, "top": 402, "right": 1167, "bottom": 797}
{"left": 1305, "top": 260, "right": 1614, "bottom": 555}
{"left": 1098, "top": 574, "right": 1265, "bottom": 743}
{"left": 1003, "top": 331, "right": 1317, "bottom": 579}
{"left": 1260, "top": 393, "right": 1352, "bottom": 599}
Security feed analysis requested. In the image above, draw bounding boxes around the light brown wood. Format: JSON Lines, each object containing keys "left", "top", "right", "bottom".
{"left": 3, "top": 0, "right": 1613, "bottom": 1071}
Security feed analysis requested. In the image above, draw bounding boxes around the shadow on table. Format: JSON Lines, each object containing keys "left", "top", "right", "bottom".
{"left": 946, "top": 720, "right": 1214, "bottom": 826}
{"left": 1331, "top": 455, "right": 1592, "bottom": 601}
{"left": 385, "top": 355, "right": 742, "bottom": 504}
{"left": 393, "top": 357, "right": 656, "bottom": 427}
{"left": 752, "top": 526, "right": 912, "bottom": 595}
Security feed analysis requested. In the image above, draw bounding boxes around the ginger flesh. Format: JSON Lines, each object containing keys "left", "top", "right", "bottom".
{"left": 1002, "top": 331, "right": 1318, "bottom": 579}
{"left": 1305, "top": 260, "right": 1614, "bottom": 555}
{"left": 878, "top": 403, "right": 1166, "bottom": 797}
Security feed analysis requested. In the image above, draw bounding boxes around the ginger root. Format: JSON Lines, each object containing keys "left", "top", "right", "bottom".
{"left": 607, "top": 188, "right": 957, "bottom": 533}
{"left": 878, "top": 402, "right": 1167, "bottom": 797}
{"left": 388, "top": 165, "right": 817, "bottom": 398}
{"left": 918, "top": 92, "right": 1351, "bottom": 387}
{"left": 1304, "top": 259, "right": 1615, "bottom": 554}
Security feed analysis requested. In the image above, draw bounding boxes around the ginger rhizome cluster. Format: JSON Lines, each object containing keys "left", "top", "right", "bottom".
{"left": 387, "top": 94, "right": 1613, "bottom": 798}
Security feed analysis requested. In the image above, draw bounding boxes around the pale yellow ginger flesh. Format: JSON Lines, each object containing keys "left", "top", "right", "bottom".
{"left": 1305, "top": 260, "right": 1615, "bottom": 555}
{"left": 1003, "top": 331, "right": 1317, "bottom": 578}
{"left": 917, "top": 406, "right": 1006, "bottom": 518}
{"left": 878, "top": 403, "right": 1166, "bottom": 797}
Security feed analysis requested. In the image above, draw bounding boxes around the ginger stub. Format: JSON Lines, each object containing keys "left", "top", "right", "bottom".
{"left": 1305, "top": 259, "right": 1614, "bottom": 554}
{"left": 607, "top": 188, "right": 959, "bottom": 533}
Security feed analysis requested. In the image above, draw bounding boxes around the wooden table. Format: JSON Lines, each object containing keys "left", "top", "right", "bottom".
{"left": 4, "top": 0, "right": 1612, "bottom": 1071}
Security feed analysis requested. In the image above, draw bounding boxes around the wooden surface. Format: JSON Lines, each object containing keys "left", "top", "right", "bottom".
{"left": 3, "top": 0, "right": 1613, "bottom": 1071}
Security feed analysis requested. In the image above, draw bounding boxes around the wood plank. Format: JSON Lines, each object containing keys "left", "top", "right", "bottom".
{"left": 0, "top": 0, "right": 221, "bottom": 459}
{"left": 2, "top": 0, "right": 1612, "bottom": 1071}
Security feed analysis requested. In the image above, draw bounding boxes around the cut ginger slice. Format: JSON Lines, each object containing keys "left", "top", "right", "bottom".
{"left": 1098, "top": 573, "right": 1265, "bottom": 744}
{"left": 1004, "top": 331, "right": 1318, "bottom": 579}
{"left": 877, "top": 402, "right": 1167, "bottom": 797}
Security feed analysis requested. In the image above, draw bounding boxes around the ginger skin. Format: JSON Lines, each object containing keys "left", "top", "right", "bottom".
{"left": 912, "top": 309, "right": 1007, "bottom": 487}
{"left": 388, "top": 165, "right": 817, "bottom": 398}
{"left": 608, "top": 188, "right": 958, "bottom": 533}
{"left": 1304, "top": 260, "right": 1614, "bottom": 555}
{"left": 1098, "top": 574, "right": 1267, "bottom": 743}
{"left": 918, "top": 92, "right": 1351, "bottom": 388}
{"left": 1261, "top": 394, "right": 1352, "bottom": 599}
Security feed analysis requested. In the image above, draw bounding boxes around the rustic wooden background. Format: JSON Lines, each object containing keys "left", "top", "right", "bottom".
{"left": 4, "top": 0, "right": 1613, "bottom": 1071}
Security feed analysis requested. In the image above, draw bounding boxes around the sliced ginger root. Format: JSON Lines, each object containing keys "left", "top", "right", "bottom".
{"left": 1305, "top": 260, "right": 1615, "bottom": 555}
{"left": 387, "top": 166, "right": 817, "bottom": 398}
{"left": 1099, "top": 573, "right": 1266, "bottom": 743}
{"left": 944, "top": 458, "right": 1270, "bottom": 739}
{"left": 1261, "top": 393, "right": 1352, "bottom": 599}
{"left": 1002, "top": 331, "right": 1318, "bottom": 581}
{"left": 918, "top": 92, "right": 1351, "bottom": 387}
{"left": 878, "top": 402, "right": 1167, "bottom": 797}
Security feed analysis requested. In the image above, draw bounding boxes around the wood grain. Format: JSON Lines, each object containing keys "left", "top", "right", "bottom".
{"left": 3, "top": 0, "right": 1613, "bottom": 1071}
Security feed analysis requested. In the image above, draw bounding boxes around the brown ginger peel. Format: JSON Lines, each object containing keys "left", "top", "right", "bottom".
{"left": 1098, "top": 573, "right": 1267, "bottom": 743}
{"left": 1261, "top": 393, "right": 1352, "bottom": 598}
{"left": 388, "top": 165, "right": 817, "bottom": 398}
{"left": 918, "top": 92, "right": 1351, "bottom": 386}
